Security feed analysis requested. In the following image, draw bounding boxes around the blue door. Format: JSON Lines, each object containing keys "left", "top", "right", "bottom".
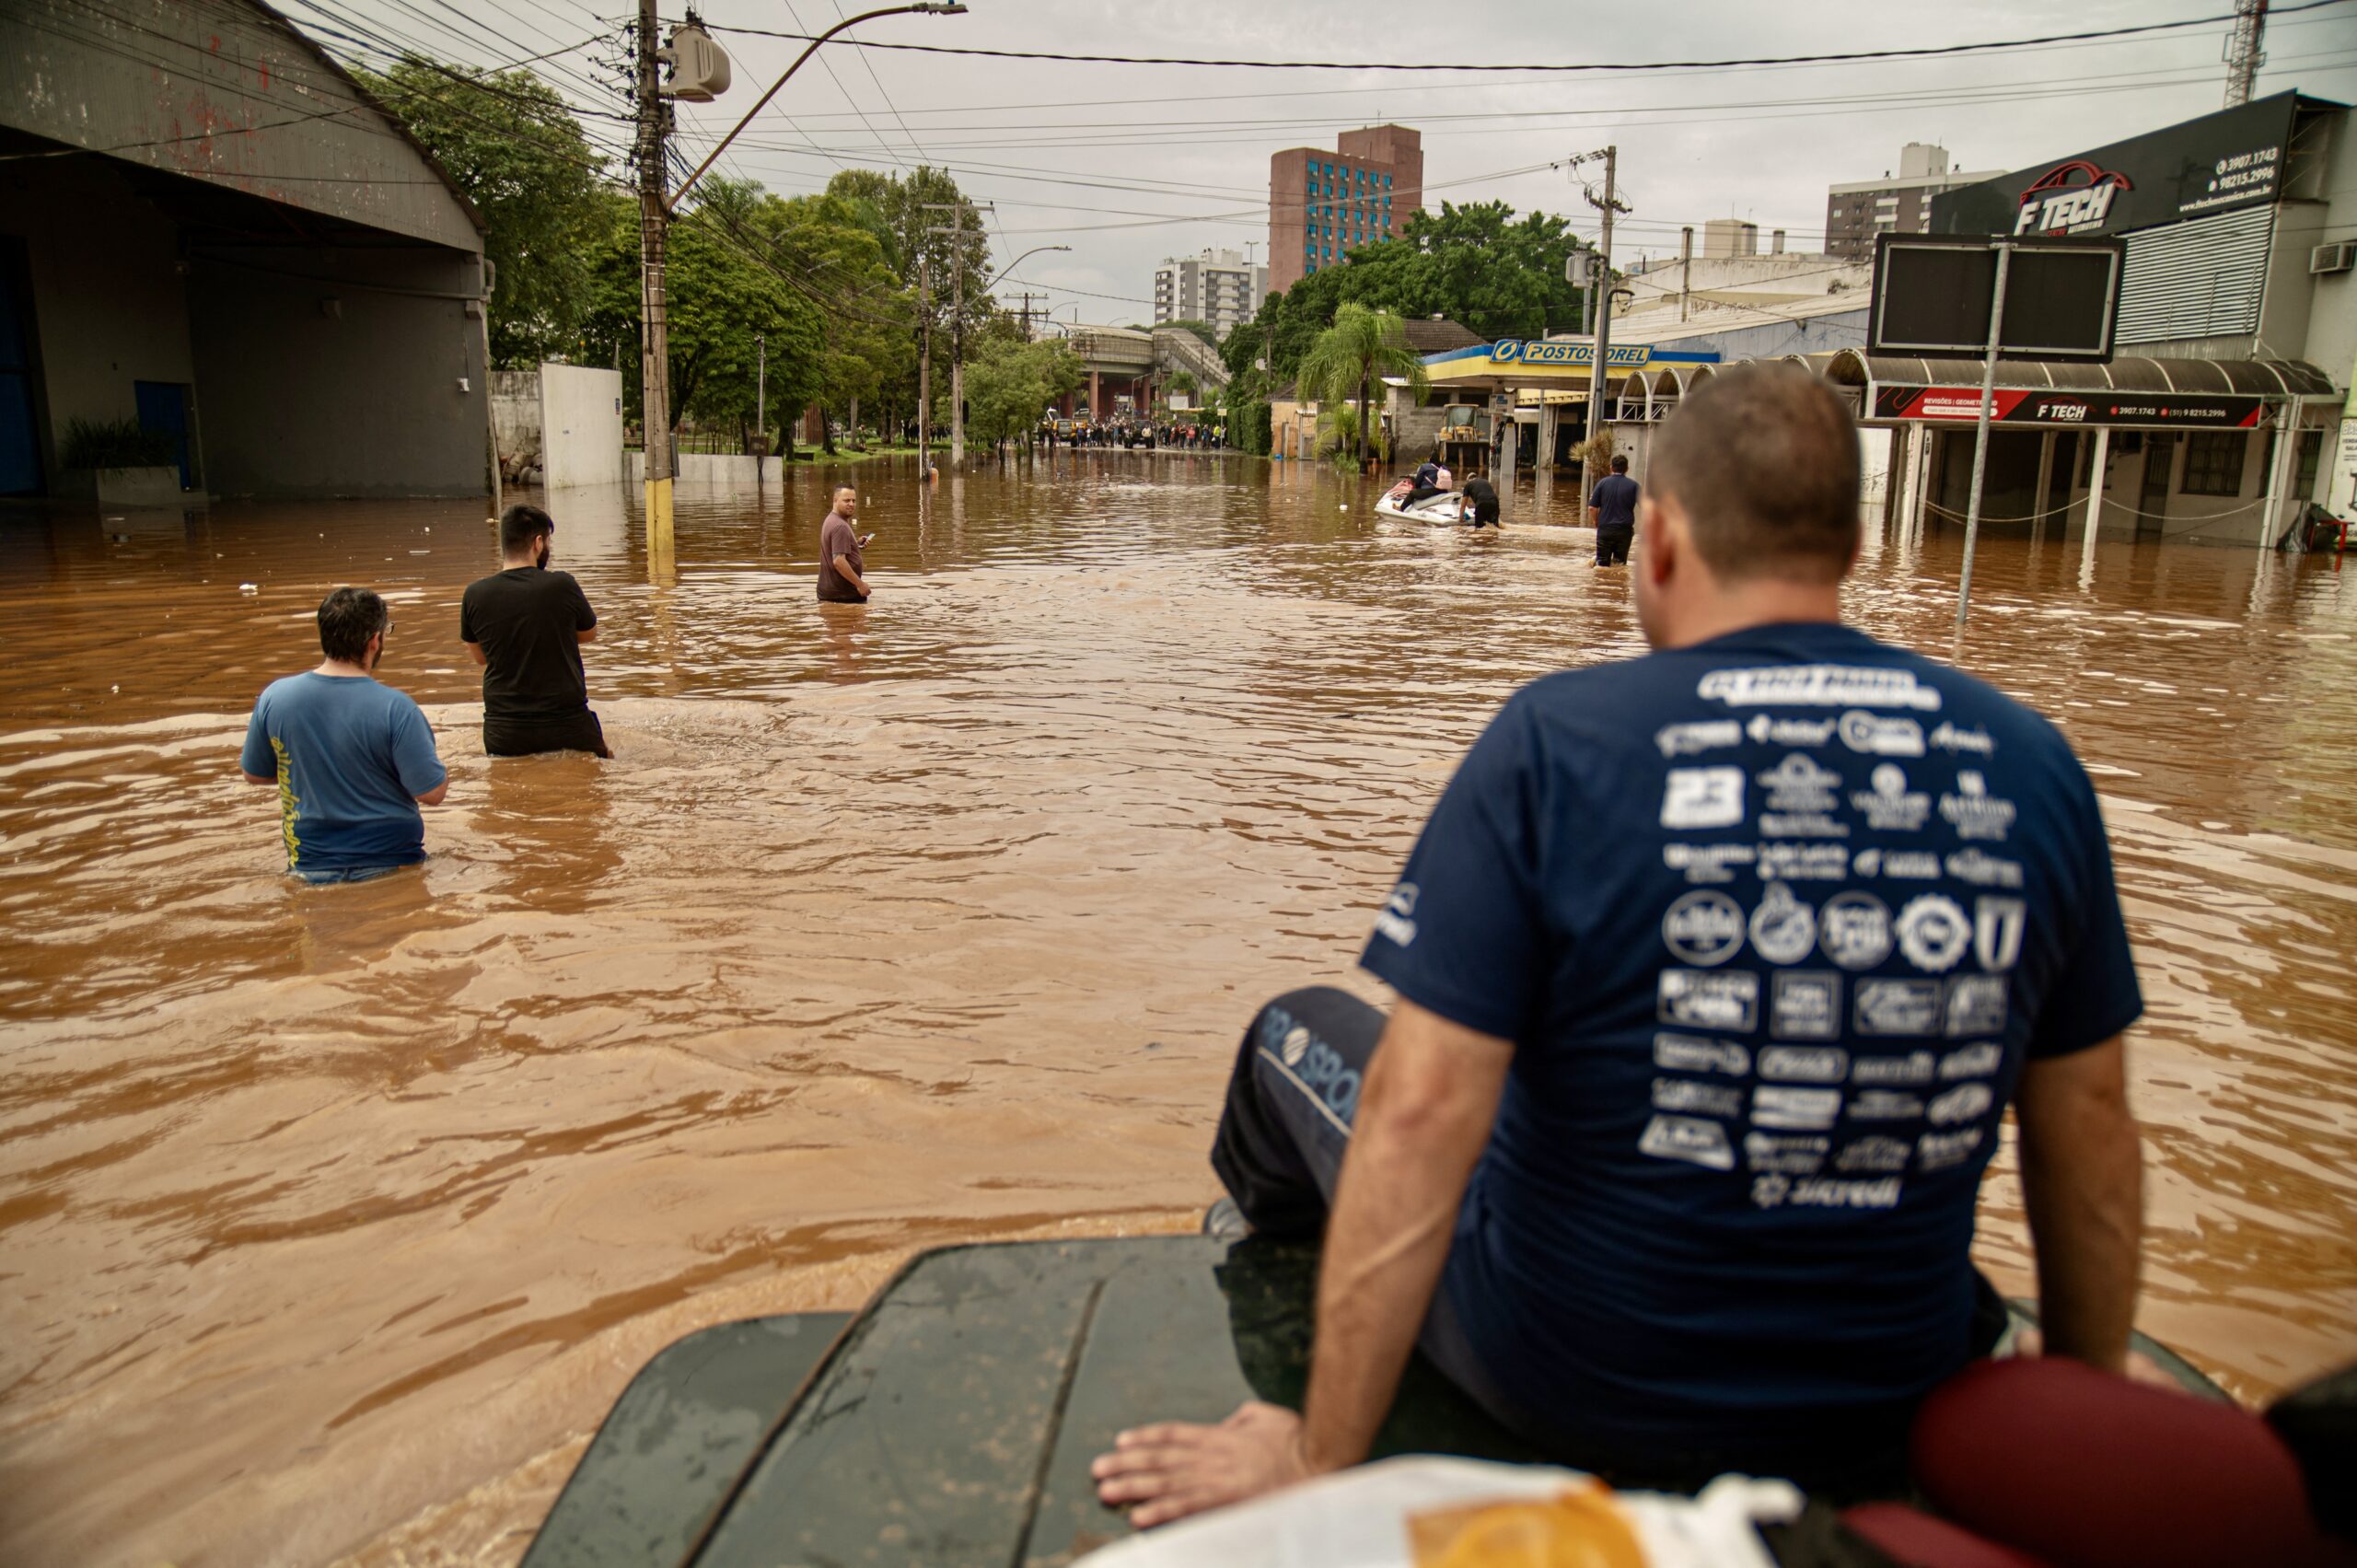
{"left": 134, "top": 381, "right": 191, "bottom": 490}
{"left": 0, "top": 241, "right": 40, "bottom": 497}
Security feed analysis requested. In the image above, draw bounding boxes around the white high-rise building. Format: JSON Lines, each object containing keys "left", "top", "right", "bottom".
{"left": 1153, "top": 248, "right": 1270, "bottom": 339}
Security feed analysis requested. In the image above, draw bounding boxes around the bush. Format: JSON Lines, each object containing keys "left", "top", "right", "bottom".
{"left": 62, "top": 417, "right": 176, "bottom": 470}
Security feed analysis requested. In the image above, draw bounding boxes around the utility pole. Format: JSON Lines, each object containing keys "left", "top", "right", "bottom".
{"left": 924, "top": 200, "right": 992, "bottom": 472}
{"left": 1955, "top": 243, "right": 2013, "bottom": 627}
{"left": 754, "top": 331, "right": 766, "bottom": 476}
{"left": 1678, "top": 226, "right": 1693, "bottom": 323}
{"left": 1576, "top": 146, "right": 1630, "bottom": 448}
{"left": 917, "top": 251, "right": 932, "bottom": 472}
{"left": 2223, "top": 0, "right": 2267, "bottom": 106}
{"left": 634, "top": 0, "right": 674, "bottom": 551}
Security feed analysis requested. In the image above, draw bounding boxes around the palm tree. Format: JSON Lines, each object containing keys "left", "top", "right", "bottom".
{"left": 1297, "top": 304, "right": 1429, "bottom": 470}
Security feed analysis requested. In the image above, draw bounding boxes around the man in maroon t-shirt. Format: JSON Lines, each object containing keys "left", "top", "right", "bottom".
{"left": 817, "top": 486, "right": 873, "bottom": 603}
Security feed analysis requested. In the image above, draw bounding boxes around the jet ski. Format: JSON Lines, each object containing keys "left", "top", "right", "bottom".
{"left": 1374, "top": 488, "right": 1471, "bottom": 525}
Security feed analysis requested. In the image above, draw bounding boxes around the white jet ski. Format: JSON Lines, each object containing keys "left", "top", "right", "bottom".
{"left": 1374, "top": 488, "right": 1470, "bottom": 525}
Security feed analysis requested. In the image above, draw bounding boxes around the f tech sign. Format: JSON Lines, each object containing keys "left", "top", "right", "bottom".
{"left": 1874, "top": 387, "right": 2266, "bottom": 428}
{"left": 2013, "top": 162, "right": 2132, "bottom": 236}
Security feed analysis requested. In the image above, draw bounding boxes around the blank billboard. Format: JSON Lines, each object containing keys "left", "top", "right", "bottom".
{"left": 1870, "top": 236, "right": 2124, "bottom": 361}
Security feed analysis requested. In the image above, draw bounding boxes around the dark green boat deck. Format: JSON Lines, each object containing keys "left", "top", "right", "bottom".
{"left": 523, "top": 1236, "right": 2223, "bottom": 1567}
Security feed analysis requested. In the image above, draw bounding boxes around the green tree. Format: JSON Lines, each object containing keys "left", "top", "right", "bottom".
{"left": 750, "top": 190, "right": 911, "bottom": 450}
{"left": 822, "top": 167, "right": 993, "bottom": 438}
{"left": 579, "top": 182, "right": 825, "bottom": 447}
{"left": 1297, "top": 305, "right": 1428, "bottom": 468}
{"left": 1241, "top": 202, "right": 1596, "bottom": 388}
{"left": 359, "top": 55, "right": 609, "bottom": 368}
{"left": 962, "top": 332, "right": 1082, "bottom": 459}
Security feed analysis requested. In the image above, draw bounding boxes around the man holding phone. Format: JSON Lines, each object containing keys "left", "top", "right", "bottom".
{"left": 818, "top": 486, "right": 874, "bottom": 604}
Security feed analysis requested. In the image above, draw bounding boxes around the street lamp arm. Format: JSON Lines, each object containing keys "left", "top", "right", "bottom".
{"left": 985, "top": 244, "right": 1070, "bottom": 290}
{"left": 669, "top": 3, "right": 965, "bottom": 213}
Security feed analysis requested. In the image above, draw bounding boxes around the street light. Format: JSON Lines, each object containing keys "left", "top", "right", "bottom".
{"left": 985, "top": 244, "right": 1070, "bottom": 291}
{"left": 672, "top": 4, "right": 967, "bottom": 213}
{"left": 638, "top": 0, "right": 964, "bottom": 555}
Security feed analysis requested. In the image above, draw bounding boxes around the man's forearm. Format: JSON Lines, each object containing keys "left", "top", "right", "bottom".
{"left": 2017, "top": 1038, "right": 2142, "bottom": 1371}
{"left": 1301, "top": 1110, "right": 1468, "bottom": 1470}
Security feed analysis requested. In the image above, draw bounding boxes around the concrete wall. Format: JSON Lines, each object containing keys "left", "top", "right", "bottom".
{"left": 188, "top": 245, "right": 490, "bottom": 498}
{"left": 626, "top": 451, "right": 778, "bottom": 485}
{"left": 0, "top": 157, "right": 198, "bottom": 482}
{"left": 3, "top": 0, "right": 481, "bottom": 253}
{"left": 491, "top": 370, "right": 540, "bottom": 474}
{"left": 540, "top": 365, "right": 624, "bottom": 490}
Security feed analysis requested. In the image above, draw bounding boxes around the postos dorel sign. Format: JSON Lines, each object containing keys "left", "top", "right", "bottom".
{"left": 1491, "top": 340, "right": 1655, "bottom": 368}
{"left": 1931, "top": 92, "right": 2304, "bottom": 240}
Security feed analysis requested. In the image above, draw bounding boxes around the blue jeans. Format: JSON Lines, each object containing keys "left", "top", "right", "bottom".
{"left": 1208, "top": 987, "right": 1530, "bottom": 1436}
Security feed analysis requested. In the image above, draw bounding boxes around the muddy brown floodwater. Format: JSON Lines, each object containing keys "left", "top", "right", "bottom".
{"left": 2, "top": 452, "right": 2353, "bottom": 1565}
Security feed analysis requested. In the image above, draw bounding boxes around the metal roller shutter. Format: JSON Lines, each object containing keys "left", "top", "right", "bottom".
{"left": 2116, "top": 205, "right": 2273, "bottom": 344}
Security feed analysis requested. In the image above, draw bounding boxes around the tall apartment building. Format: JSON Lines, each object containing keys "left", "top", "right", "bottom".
{"left": 1152, "top": 248, "right": 1270, "bottom": 337}
{"left": 1825, "top": 143, "right": 2004, "bottom": 260}
{"left": 1268, "top": 123, "right": 1425, "bottom": 294}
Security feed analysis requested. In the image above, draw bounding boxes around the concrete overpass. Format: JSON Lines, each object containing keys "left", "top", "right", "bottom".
{"left": 1052, "top": 324, "right": 1231, "bottom": 419}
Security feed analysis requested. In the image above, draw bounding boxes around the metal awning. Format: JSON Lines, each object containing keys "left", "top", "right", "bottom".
{"left": 1827, "top": 351, "right": 2335, "bottom": 400}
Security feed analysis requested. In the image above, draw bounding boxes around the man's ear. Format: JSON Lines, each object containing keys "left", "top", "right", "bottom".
{"left": 1638, "top": 494, "right": 1675, "bottom": 585}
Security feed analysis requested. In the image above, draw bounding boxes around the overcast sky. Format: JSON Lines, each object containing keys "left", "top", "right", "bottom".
{"left": 312, "top": 0, "right": 2357, "bottom": 326}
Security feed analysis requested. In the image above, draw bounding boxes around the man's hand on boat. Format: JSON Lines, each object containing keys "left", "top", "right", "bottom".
{"left": 1091, "top": 1400, "right": 1321, "bottom": 1527}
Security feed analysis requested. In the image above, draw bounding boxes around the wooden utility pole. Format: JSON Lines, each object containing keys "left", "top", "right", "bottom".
{"left": 923, "top": 200, "right": 991, "bottom": 471}
{"left": 634, "top": 0, "right": 673, "bottom": 550}
{"left": 1581, "top": 145, "right": 1629, "bottom": 449}
{"left": 917, "top": 250, "right": 931, "bottom": 471}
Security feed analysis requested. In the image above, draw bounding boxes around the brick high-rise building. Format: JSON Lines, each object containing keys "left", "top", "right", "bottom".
{"left": 1269, "top": 124, "right": 1424, "bottom": 294}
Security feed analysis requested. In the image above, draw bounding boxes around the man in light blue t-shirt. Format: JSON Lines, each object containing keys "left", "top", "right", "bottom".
{"left": 239, "top": 587, "right": 448, "bottom": 884}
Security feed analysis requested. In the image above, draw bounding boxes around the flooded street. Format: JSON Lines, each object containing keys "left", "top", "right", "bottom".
{"left": 3, "top": 454, "right": 2354, "bottom": 1566}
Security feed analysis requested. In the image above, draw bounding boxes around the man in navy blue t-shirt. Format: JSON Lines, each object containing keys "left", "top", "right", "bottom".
{"left": 240, "top": 587, "right": 448, "bottom": 883}
{"left": 1096, "top": 364, "right": 2146, "bottom": 1525}
{"left": 1590, "top": 451, "right": 1641, "bottom": 565}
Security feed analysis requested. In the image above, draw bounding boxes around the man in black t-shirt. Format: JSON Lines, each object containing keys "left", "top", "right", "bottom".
{"left": 460, "top": 503, "right": 610, "bottom": 759}
{"left": 1589, "top": 452, "right": 1640, "bottom": 565}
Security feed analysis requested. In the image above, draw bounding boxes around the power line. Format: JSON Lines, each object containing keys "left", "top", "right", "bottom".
{"left": 702, "top": 3, "right": 2350, "bottom": 75}
{"left": 753, "top": 5, "right": 2357, "bottom": 123}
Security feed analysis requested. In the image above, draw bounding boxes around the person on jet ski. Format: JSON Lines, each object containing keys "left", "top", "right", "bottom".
{"left": 1399, "top": 456, "right": 1447, "bottom": 510}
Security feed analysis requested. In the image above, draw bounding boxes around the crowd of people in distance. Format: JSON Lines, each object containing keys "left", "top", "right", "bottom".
{"left": 1043, "top": 420, "right": 1224, "bottom": 449}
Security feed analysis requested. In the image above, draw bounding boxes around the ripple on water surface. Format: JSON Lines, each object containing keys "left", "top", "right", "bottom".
{"left": 0, "top": 455, "right": 2352, "bottom": 1565}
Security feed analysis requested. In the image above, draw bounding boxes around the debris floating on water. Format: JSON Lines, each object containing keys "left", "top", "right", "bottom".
{"left": 238, "top": 583, "right": 259, "bottom": 595}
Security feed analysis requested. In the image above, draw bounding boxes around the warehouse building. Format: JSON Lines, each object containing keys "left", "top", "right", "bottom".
{"left": 0, "top": 0, "right": 493, "bottom": 502}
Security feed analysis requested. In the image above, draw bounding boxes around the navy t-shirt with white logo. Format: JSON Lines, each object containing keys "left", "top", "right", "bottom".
{"left": 1361, "top": 620, "right": 2141, "bottom": 1469}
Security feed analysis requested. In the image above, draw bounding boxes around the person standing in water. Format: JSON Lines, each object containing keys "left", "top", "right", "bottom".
{"left": 460, "top": 503, "right": 610, "bottom": 759}
{"left": 240, "top": 587, "right": 448, "bottom": 883}
{"left": 1589, "top": 453, "right": 1641, "bottom": 566}
{"left": 817, "top": 485, "right": 874, "bottom": 604}
{"left": 1459, "top": 475, "right": 1502, "bottom": 529}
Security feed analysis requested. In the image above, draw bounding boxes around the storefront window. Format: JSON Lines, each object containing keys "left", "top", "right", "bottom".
{"left": 2182, "top": 432, "right": 2246, "bottom": 496}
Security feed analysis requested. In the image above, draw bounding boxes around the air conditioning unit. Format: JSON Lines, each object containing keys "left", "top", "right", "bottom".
{"left": 2313, "top": 241, "right": 2356, "bottom": 275}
